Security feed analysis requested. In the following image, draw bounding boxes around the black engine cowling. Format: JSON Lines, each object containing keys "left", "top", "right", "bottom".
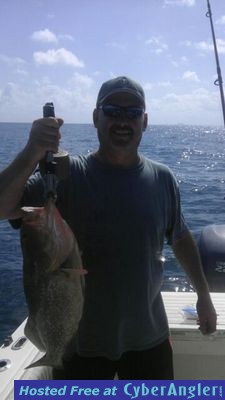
{"left": 198, "top": 224, "right": 225, "bottom": 292}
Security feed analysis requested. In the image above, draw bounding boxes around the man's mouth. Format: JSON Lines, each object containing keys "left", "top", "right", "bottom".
{"left": 111, "top": 126, "right": 133, "bottom": 139}
{"left": 114, "top": 130, "right": 130, "bottom": 136}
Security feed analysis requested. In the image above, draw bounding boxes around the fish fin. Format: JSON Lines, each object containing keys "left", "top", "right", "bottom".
{"left": 25, "top": 354, "right": 63, "bottom": 369}
{"left": 62, "top": 268, "right": 87, "bottom": 278}
{"left": 24, "top": 319, "right": 45, "bottom": 352}
{"left": 61, "top": 239, "right": 83, "bottom": 270}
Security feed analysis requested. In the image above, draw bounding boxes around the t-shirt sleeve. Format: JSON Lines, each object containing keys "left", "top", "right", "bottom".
{"left": 165, "top": 171, "right": 188, "bottom": 245}
{"left": 9, "top": 171, "right": 45, "bottom": 229}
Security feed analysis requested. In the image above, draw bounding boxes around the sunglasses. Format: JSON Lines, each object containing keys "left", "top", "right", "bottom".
{"left": 98, "top": 104, "right": 144, "bottom": 120}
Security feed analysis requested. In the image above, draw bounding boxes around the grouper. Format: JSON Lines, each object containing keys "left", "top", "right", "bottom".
{"left": 20, "top": 197, "right": 85, "bottom": 369}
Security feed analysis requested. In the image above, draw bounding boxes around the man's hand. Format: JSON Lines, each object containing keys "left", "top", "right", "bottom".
{"left": 196, "top": 294, "right": 217, "bottom": 335}
{"left": 172, "top": 230, "right": 217, "bottom": 335}
{"left": 25, "top": 117, "right": 64, "bottom": 163}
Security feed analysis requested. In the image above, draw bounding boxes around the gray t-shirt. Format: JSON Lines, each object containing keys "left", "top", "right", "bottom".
{"left": 14, "top": 153, "right": 188, "bottom": 360}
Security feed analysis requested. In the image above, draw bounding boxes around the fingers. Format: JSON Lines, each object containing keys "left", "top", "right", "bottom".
{"left": 57, "top": 118, "right": 64, "bottom": 128}
{"left": 26, "top": 117, "right": 64, "bottom": 161}
{"left": 196, "top": 296, "right": 217, "bottom": 335}
{"left": 37, "top": 117, "right": 64, "bottom": 129}
{"left": 33, "top": 117, "right": 63, "bottom": 132}
{"left": 197, "top": 312, "right": 217, "bottom": 335}
{"left": 198, "top": 320, "right": 216, "bottom": 335}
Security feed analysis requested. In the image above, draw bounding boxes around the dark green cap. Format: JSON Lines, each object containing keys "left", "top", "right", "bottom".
{"left": 96, "top": 76, "right": 145, "bottom": 108}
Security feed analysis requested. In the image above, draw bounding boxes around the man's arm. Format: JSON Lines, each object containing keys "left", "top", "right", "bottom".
{"left": 172, "top": 229, "right": 217, "bottom": 335}
{"left": 0, "top": 117, "right": 63, "bottom": 220}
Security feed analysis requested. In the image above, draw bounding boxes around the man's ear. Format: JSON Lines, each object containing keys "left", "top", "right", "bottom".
{"left": 93, "top": 108, "right": 98, "bottom": 128}
{"left": 143, "top": 113, "right": 148, "bottom": 131}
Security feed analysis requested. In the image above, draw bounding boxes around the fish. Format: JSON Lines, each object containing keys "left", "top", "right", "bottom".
{"left": 20, "top": 197, "right": 85, "bottom": 369}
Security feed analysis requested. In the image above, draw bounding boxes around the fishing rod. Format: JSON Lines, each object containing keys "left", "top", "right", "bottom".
{"left": 42, "top": 102, "right": 57, "bottom": 199}
{"left": 206, "top": 0, "right": 225, "bottom": 127}
{"left": 40, "top": 102, "right": 70, "bottom": 198}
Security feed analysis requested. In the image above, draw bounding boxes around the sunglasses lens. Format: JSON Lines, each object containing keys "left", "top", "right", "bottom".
{"left": 103, "top": 105, "right": 121, "bottom": 118}
{"left": 127, "top": 108, "right": 143, "bottom": 119}
{"left": 100, "top": 105, "right": 144, "bottom": 119}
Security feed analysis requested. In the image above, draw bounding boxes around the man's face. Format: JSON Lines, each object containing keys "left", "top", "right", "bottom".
{"left": 93, "top": 92, "right": 148, "bottom": 155}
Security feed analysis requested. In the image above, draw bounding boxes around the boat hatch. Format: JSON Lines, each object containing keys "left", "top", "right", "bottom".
{"left": 0, "top": 359, "right": 11, "bottom": 372}
{"left": 11, "top": 336, "right": 27, "bottom": 350}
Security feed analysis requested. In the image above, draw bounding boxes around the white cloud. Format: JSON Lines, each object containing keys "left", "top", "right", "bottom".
{"left": 171, "top": 60, "right": 179, "bottom": 68}
{"left": 182, "top": 70, "right": 200, "bottom": 82}
{"left": 0, "top": 82, "right": 17, "bottom": 104}
{"left": 168, "top": 54, "right": 188, "bottom": 68}
{"left": 145, "top": 37, "right": 168, "bottom": 54}
{"left": 163, "top": 88, "right": 218, "bottom": 111}
{"left": 31, "top": 29, "right": 74, "bottom": 44}
{"left": 14, "top": 68, "right": 29, "bottom": 76}
{"left": 58, "top": 34, "right": 74, "bottom": 42}
{"left": 0, "top": 54, "right": 25, "bottom": 66}
{"left": 164, "top": 0, "right": 195, "bottom": 6}
{"left": 180, "top": 40, "right": 192, "bottom": 47}
{"left": 33, "top": 48, "right": 84, "bottom": 67}
{"left": 92, "top": 71, "right": 101, "bottom": 77}
{"left": 216, "top": 16, "right": 225, "bottom": 25}
{"left": 0, "top": 77, "right": 96, "bottom": 123}
{"left": 180, "top": 56, "right": 188, "bottom": 63}
{"left": 195, "top": 39, "right": 225, "bottom": 54}
{"left": 195, "top": 41, "right": 213, "bottom": 52}
{"left": 149, "top": 88, "right": 221, "bottom": 125}
{"left": 143, "top": 81, "right": 172, "bottom": 92}
{"left": 158, "top": 81, "right": 172, "bottom": 88}
{"left": 70, "top": 72, "right": 94, "bottom": 89}
{"left": 0, "top": 82, "right": 32, "bottom": 112}
{"left": 47, "top": 14, "right": 55, "bottom": 20}
{"left": 31, "top": 29, "right": 58, "bottom": 43}
{"left": 106, "top": 42, "right": 126, "bottom": 51}
{"left": 213, "top": 39, "right": 225, "bottom": 54}
{"left": 144, "top": 83, "right": 153, "bottom": 91}
{"left": 0, "top": 80, "right": 222, "bottom": 125}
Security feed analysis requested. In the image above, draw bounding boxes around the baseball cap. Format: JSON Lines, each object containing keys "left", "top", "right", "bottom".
{"left": 96, "top": 76, "right": 145, "bottom": 108}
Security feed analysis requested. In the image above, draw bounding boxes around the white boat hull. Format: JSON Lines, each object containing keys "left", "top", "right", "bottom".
{"left": 0, "top": 292, "right": 225, "bottom": 399}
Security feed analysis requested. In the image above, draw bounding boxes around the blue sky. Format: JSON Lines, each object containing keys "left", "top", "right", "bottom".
{"left": 0, "top": 0, "right": 225, "bottom": 125}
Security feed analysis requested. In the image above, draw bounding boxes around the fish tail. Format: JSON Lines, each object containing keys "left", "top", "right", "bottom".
{"left": 25, "top": 354, "right": 62, "bottom": 369}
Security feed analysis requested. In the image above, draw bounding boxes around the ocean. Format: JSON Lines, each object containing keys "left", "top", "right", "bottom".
{"left": 0, "top": 122, "right": 225, "bottom": 344}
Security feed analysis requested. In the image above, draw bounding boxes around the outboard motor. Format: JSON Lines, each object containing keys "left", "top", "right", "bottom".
{"left": 198, "top": 225, "right": 225, "bottom": 292}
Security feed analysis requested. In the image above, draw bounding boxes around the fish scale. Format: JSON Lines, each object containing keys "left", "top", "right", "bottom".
{"left": 20, "top": 197, "right": 85, "bottom": 369}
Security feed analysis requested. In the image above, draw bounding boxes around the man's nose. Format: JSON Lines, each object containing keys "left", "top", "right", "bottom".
{"left": 117, "top": 109, "right": 127, "bottom": 124}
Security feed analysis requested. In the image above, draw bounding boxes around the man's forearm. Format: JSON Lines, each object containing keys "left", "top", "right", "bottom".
{"left": 0, "top": 146, "right": 38, "bottom": 219}
{"left": 172, "top": 230, "right": 217, "bottom": 334}
{"left": 0, "top": 117, "right": 62, "bottom": 220}
{"left": 172, "top": 230, "right": 210, "bottom": 295}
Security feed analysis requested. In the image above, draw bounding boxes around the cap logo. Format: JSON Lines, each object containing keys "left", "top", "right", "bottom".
{"left": 121, "top": 77, "right": 128, "bottom": 87}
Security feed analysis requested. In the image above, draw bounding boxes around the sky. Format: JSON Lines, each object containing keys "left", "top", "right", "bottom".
{"left": 0, "top": 0, "right": 225, "bottom": 125}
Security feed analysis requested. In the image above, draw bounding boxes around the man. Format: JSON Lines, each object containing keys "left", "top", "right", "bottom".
{"left": 0, "top": 76, "right": 217, "bottom": 379}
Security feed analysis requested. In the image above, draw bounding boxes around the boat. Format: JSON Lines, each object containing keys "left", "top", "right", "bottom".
{"left": 1, "top": 290, "right": 225, "bottom": 399}
{"left": 0, "top": 319, "right": 52, "bottom": 400}
{"left": 1, "top": 2, "right": 225, "bottom": 396}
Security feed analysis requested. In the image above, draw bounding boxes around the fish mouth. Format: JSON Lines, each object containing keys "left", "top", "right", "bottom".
{"left": 21, "top": 206, "right": 45, "bottom": 227}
